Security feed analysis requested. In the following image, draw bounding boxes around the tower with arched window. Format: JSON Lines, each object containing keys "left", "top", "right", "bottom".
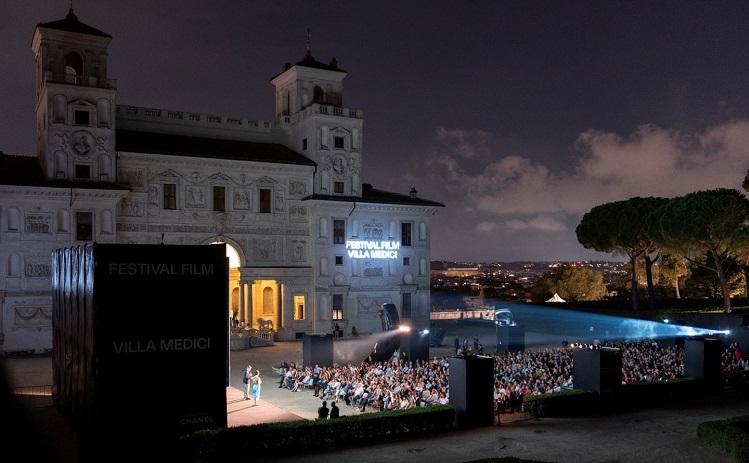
{"left": 31, "top": 7, "right": 116, "bottom": 182}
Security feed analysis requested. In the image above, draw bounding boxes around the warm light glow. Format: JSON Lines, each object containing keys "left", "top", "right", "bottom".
{"left": 398, "top": 325, "right": 411, "bottom": 332}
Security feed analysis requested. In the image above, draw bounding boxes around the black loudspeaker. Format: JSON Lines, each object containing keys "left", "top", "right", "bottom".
{"left": 685, "top": 338, "right": 722, "bottom": 389}
{"left": 496, "top": 324, "right": 525, "bottom": 353}
{"left": 303, "top": 334, "right": 334, "bottom": 367}
{"left": 400, "top": 329, "right": 430, "bottom": 362}
{"left": 449, "top": 355, "right": 494, "bottom": 428}
{"left": 573, "top": 347, "right": 622, "bottom": 393}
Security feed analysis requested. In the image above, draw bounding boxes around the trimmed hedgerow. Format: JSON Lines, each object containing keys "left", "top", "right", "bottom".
{"left": 176, "top": 405, "right": 454, "bottom": 461}
{"left": 697, "top": 416, "right": 749, "bottom": 463}
{"left": 524, "top": 378, "right": 705, "bottom": 418}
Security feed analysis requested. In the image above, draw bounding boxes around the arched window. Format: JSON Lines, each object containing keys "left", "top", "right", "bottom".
{"left": 64, "top": 52, "right": 83, "bottom": 79}
{"left": 7, "top": 207, "right": 20, "bottom": 231}
{"left": 313, "top": 86, "right": 325, "bottom": 104}
{"left": 231, "top": 287, "right": 239, "bottom": 311}
{"left": 320, "top": 257, "right": 328, "bottom": 276}
{"left": 101, "top": 210, "right": 113, "bottom": 234}
{"left": 57, "top": 209, "right": 70, "bottom": 232}
{"left": 97, "top": 99, "right": 110, "bottom": 127}
{"left": 262, "top": 287, "right": 274, "bottom": 315}
{"left": 319, "top": 217, "right": 329, "bottom": 238}
{"left": 99, "top": 155, "right": 111, "bottom": 181}
{"left": 8, "top": 254, "right": 20, "bottom": 277}
{"left": 419, "top": 222, "right": 427, "bottom": 241}
{"left": 53, "top": 95, "right": 67, "bottom": 123}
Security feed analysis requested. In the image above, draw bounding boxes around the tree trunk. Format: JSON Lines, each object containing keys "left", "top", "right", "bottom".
{"left": 710, "top": 249, "right": 731, "bottom": 313}
{"left": 674, "top": 279, "right": 681, "bottom": 299}
{"left": 644, "top": 255, "right": 656, "bottom": 309}
{"left": 743, "top": 266, "right": 749, "bottom": 299}
{"left": 630, "top": 255, "right": 639, "bottom": 311}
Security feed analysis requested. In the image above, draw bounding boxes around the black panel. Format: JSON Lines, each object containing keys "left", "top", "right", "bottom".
{"left": 400, "top": 330, "right": 430, "bottom": 362}
{"left": 685, "top": 338, "right": 722, "bottom": 388}
{"left": 573, "top": 347, "right": 622, "bottom": 393}
{"left": 449, "top": 355, "right": 494, "bottom": 428}
{"left": 52, "top": 244, "right": 228, "bottom": 449}
{"left": 303, "top": 334, "right": 334, "bottom": 367}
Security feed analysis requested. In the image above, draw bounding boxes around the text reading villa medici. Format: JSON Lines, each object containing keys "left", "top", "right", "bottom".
{"left": 107, "top": 263, "right": 214, "bottom": 276}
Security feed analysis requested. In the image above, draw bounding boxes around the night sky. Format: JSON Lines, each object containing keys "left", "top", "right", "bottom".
{"left": 2, "top": 1, "right": 749, "bottom": 261}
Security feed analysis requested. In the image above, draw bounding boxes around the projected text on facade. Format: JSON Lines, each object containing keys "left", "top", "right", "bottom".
{"left": 345, "top": 240, "right": 400, "bottom": 259}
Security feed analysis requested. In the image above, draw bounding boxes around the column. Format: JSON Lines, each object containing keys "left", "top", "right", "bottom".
{"left": 278, "top": 281, "right": 285, "bottom": 330}
{"left": 238, "top": 281, "right": 245, "bottom": 326}
{"left": 245, "top": 281, "right": 253, "bottom": 329}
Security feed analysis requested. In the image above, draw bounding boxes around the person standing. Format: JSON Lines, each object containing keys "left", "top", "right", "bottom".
{"left": 330, "top": 401, "right": 340, "bottom": 419}
{"left": 454, "top": 336, "right": 460, "bottom": 355}
{"left": 318, "top": 400, "right": 329, "bottom": 420}
{"left": 251, "top": 370, "right": 262, "bottom": 405}
{"left": 242, "top": 365, "right": 252, "bottom": 400}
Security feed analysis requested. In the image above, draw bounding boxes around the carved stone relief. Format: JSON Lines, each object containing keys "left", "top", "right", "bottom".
{"left": 363, "top": 262, "right": 384, "bottom": 278}
{"left": 233, "top": 190, "right": 251, "bottom": 210}
{"left": 148, "top": 184, "right": 159, "bottom": 206}
{"left": 253, "top": 238, "right": 280, "bottom": 262}
{"left": 119, "top": 169, "right": 145, "bottom": 188}
{"left": 71, "top": 130, "right": 94, "bottom": 157}
{"left": 186, "top": 186, "right": 205, "bottom": 208}
{"left": 13, "top": 306, "right": 52, "bottom": 327}
{"left": 291, "top": 239, "right": 306, "bottom": 262}
{"left": 289, "top": 181, "right": 307, "bottom": 196}
{"left": 119, "top": 197, "right": 145, "bottom": 217}
{"left": 24, "top": 213, "right": 51, "bottom": 234}
{"left": 357, "top": 296, "right": 391, "bottom": 314}
{"left": 362, "top": 222, "right": 384, "bottom": 239}
{"left": 289, "top": 205, "right": 308, "bottom": 222}
{"left": 274, "top": 190, "right": 285, "bottom": 212}
{"left": 25, "top": 256, "right": 51, "bottom": 278}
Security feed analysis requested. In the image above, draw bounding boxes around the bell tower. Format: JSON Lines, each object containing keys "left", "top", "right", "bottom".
{"left": 31, "top": 7, "right": 116, "bottom": 182}
{"left": 271, "top": 44, "right": 364, "bottom": 197}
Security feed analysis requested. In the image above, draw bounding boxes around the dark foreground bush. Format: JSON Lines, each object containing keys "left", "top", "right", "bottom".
{"left": 524, "top": 378, "right": 704, "bottom": 418}
{"left": 176, "top": 405, "right": 454, "bottom": 461}
{"left": 698, "top": 416, "right": 749, "bottom": 463}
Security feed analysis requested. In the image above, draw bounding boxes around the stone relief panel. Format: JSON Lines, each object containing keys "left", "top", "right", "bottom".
{"left": 362, "top": 222, "right": 384, "bottom": 239}
{"left": 288, "top": 205, "right": 308, "bottom": 222}
{"left": 274, "top": 190, "right": 285, "bottom": 212}
{"left": 119, "top": 169, "right": 145, "bottom": 188}
{"left": 289, "top": 180, "right": 307, "bottom": 196}
{"left": 185, "top": 186, "right": 206, "bottom": 208}
{"left": 24, "top": 256, "right": 51, "bottom": 278}
{"left": 252, "top": 238, "right": 281, "bottom": 263}
{"left": 357, "top": 296, "right": 392, "bottom": 315}
{"left": 148, "top": 184, "right": 159, "bottom": 206}
{"left": 13, "top": 306, "right": 52, "bottom": 328}
{"left": 24, "top": 213, "right": 51, "bottom": 234}
{"left": 71, "top": 130, "right": 95, "bottom": 157}
{"left": 290, "top": 239, "right": 307, "bottom": 263}
{"left": 119, "top": 196, "right": 145, "bottom": 217}
{"left": 233, "top": 190, "right": 251, "bottom": 210}
{"left": 363, "top": 261, "right": 384, "bottom": 278}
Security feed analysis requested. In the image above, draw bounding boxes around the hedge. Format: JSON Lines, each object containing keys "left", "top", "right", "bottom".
{"left": 524, "top": 378, "right": 705, "bottom": 418}
{"left": 176, "top": 404, "right": 454, "bottom": 462}
{"left": 697, "top": 416, "right": 749, "bottom": 463}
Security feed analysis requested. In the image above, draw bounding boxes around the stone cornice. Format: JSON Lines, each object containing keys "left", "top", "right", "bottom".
{"left": 309, "top": 200, "right": 439, "bottom": 215}
{"left": 0, "top": 184, "right": 128, "bottom": 200}
{"left": 118, "top": 152, "right": 314, "bottom": 174}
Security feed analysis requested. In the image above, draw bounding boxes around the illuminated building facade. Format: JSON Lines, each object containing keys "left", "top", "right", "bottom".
{"left": 0, "top": 8, "right": 442, "bottom": 353}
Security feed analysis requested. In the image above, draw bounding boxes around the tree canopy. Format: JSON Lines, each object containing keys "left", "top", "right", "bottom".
{"left": 530, "top": 265, "right": 607, "bottom": 302}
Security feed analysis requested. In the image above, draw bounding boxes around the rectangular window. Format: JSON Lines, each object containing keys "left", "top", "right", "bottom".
{"left": 302, "top": 138, "right": 308, "bottom": 150}
{"left": 74, "top": 164, "right": 90, "bottom": 179}
{"left": 294, "top": 295, "right": 305, "bottom": 320}
{"left": 402, "top": 293, "right": 412, "bottom": 319}
{"left": 334, "top": 136, "right": 345, "bottom": 149}
{"left": 332, "top": 294, "right": 344, "bottom": 320}
{"left": 74, "top": 110, "right": 90, "bottom": 126}
{"left": 259, "top": 188, "right": 271, "bottom": 213}
{"left": 333, "top": 219, "right": 345, "bottom": 244}
{"left": 335, "top": 255, "right": 343, "bottom": 265}
{"left": 401, "top": 222, "right": 412, "bottom": 247}
{"left": 403, "top": 256, "right": 410, "bottom": 266}
{"left": 163, "top": 184, "right": 177, "bottom": 209}
{"left": 334, "top": 181, "right": 344, "bottom": 194}
{"left": 75, "top": 211, "right": 93, "bottom": 241}
{"left": 213, "top": 186, "right": 225, "bottom": 211}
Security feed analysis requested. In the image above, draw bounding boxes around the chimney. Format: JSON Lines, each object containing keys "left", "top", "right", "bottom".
{"left": 409, "top": 187, "right": 417, "bottom": 198}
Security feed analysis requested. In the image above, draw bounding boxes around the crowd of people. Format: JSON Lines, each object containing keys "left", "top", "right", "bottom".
{"left": 276, "top": 339, "right": 749, "bottom": 418}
